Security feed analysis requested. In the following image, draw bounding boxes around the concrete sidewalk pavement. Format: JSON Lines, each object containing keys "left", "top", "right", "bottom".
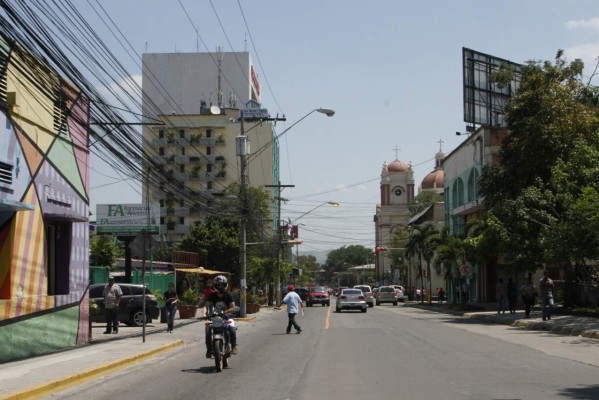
{"left": 0, "top": 307, "right": 276, "bottom": 400}
{"left": 405, "top": 302, "right": 599, "bottom": 340}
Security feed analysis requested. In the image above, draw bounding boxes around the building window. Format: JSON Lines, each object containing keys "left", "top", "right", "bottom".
{"left": 180, "top": 147, "right": 185, "bottom": 156}
{"left": 159, "top": 129, "right": 165, "bottom": 139}
{"left": 159, "top": 199, "right": 165, "bottom": 207}
{"left": 179, "top": 216, "right": 185, "bottom": 225}
{"left": 207, "top": 181, "right": 213, "bottom": 190}
{"left": 206, "top": 129, "right": 212, "bottom": 138}
{"left": 178, "top": 182, "right": 185, "bottom": 190}
{"left": 179, "top": 199, "right": 185, "bottom": 207}
{"left": 207, "top": 164, "right": 213, "bottom": 173}
{"left": 160, "top": 217, "right": 165, "bottom": 225}
{"left": 159, "top": 147, "right": 165, "bottom": 156}
{"left": 207, "top": 147, "right": 212, "bottom": 155}
{"left": 179, "top": 129, "right": 185, "bottom": 138}
{"left": 179, "top": 164, "right": 185, "bottom": 173}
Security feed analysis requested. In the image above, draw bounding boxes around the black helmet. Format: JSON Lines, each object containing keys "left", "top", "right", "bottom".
{"left": 214, "top": 275, "right": 228, "bottom": 292}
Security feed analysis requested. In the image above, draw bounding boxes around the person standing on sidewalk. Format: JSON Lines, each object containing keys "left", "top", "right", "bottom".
{"left": 164, "top": 283, "right": 178, "bottom": 333}
{"left": 539, "top": 271, "right": 554, "bottom": 321}
{"left": 520, "top": 275, "right": 536, "bottom": 318}
{"left": 496, "top": 278, "right": 507, "bottom": 314}
{"left": 103, "top": 276, "right": 122, "bottom": 334}
{"left": 282, "top": 285, "right": 303, "bottom": 334}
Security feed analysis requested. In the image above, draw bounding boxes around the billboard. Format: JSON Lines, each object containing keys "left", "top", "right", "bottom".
{"left": 96, "top": 203, "right": 160, "bottom": 235}
{"left": 463, "top": 48, "right": 521, "bottom": 128}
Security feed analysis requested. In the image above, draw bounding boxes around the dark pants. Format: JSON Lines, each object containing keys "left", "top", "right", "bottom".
{"left": 523, "top": 295, "right": 534, "bottom": 317}
{"left": 205, "top": 324, "right": 237, "bottom": 351}
{"left": 165, "top": 304, "right": 177, "bottom": 330}
{"left": 286, "top": 312, "right": 301, "bottom": 333}
{"left": 105, "top": 308, "right": 119, "bottom": 332}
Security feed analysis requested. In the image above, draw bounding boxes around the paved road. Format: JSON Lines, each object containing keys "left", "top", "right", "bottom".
{"left": 44, "top": 304, "right": 599, "bottom": 400}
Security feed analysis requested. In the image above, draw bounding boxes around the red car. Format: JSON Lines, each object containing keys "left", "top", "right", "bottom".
{"left": 306, "top": 287, "right": 330, "bottom": 307}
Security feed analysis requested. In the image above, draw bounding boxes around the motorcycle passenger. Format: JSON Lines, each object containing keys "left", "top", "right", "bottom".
{"left": 202, "top": 275, "right": 238, "bottom": 358}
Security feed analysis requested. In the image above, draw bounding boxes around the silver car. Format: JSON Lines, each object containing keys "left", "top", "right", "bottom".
{"left": 376, "top": 285, "right": 398, "bottom": 306}
{"left": 392, "top": 285, "right": 406, "bottom": 302}
{"left": 335, "top": 288, "right": 367, "bottom": 313}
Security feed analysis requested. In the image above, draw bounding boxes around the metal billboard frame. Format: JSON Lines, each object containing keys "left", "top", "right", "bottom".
{"left": 463, "top": 47, "right": 521, "bottom": 128}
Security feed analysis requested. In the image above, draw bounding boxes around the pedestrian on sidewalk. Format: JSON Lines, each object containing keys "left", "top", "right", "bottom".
{"left": 539, "top": 271, "right": 554, "bottom": 321}
{"left": 507, "top": 277, "right": 518, "bottom": 314}
{"left": 282, "top": 285, "right": 303, "bottom": 334}
{"left": 520, "top": 275, "right": 536, "bottom": 318}
{"left": 102, "top": 276, "right": 122, "bottom": 334}
{"left": 496, "top": 278, "right": 507, "bottom": 314}
{"left": 164, "top": 283, "right": 178, "bottom": 333}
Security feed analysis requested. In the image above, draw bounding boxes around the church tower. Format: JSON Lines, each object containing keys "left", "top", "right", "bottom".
{"left": 374, "top": 155, "right": 414, "bottom": 281}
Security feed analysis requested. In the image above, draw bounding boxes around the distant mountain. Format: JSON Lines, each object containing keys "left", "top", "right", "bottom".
{"left": 299, "top": 249, "right": 331, "bottom": 264}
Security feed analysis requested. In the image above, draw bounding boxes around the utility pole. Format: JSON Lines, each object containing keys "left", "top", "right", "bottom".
{"left": 237, "top": 112, "right": 286, "bottom": 317}
{"left": 265, "top": 182, "right": 294, "bottom": 307}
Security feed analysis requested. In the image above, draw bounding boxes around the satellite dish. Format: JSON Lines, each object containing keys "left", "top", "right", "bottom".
{"left": 210, "top": 105, "right": 221, "bottom": 115}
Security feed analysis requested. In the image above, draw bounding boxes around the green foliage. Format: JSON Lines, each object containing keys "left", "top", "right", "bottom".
{"left": 152, "top": 244, "right": 172, "bottom": 262}
{"left": 479, "top": 52, "right": 599, "bottom": 275}
{"left": 409, "top": 191, "right": 443, "bottom": 216}
{"left": 324, "top": 245, "right": 373, "bottom": 274}
{"left": 89, "top": 234, "right": 121, "bottom": 270}
{"left": 179, "top": 288, "right": 199, "bottom": 306}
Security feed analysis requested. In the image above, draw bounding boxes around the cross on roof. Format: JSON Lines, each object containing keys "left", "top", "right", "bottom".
{"left": 437, "top": 139, "right": 444, "bottom": 151}
{"left": 393, "top": 145, "right": 400, "bottom": 160}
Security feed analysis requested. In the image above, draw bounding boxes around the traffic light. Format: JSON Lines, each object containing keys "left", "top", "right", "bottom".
{"left": 375, "top": 246, "right": 387, "bottom": 253}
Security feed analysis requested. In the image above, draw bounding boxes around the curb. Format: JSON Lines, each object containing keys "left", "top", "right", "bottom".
{"left": 2, "top": 340, "right": 184, "bottom": 400}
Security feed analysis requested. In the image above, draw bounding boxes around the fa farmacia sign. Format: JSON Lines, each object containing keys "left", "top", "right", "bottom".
{"left": 96, "top": 203, "right": 160, "bottom": 235}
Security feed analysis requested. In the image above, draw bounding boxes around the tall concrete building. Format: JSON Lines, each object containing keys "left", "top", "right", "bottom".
{"left": 141, "top": 51, "right": 278, "bottom": 243}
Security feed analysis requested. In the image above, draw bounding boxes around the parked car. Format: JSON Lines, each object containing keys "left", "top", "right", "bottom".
{"left": 296, "top": 287, "right": 309, "bottom": 302}
{"left": 306, "top": 286, "right": 330, "bottom": 307}
{"left": 376, "top": 285, "right": 398, "bottom": 306}
{"left": 354, "top": 285, "right": 374, "bottom": 307}
{"left": 392, "top": 285, "right": 406, "bottom": 302}
{"left": 89, "top": 283, "right": 160, "bottom": 327}
{"left": 335, "top": 288, "right": 367, "bottom": 313}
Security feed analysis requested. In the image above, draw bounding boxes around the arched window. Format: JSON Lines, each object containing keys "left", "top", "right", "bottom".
{"left": 467, "top": 168, "right": 480, "bottom": 203}
{"left": 452, "top": 178, "right": 465, "bottom": 207}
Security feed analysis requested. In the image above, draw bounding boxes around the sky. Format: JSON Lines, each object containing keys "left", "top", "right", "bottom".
{"left": 74, "top": 0, "right": 599, "bottom": 255}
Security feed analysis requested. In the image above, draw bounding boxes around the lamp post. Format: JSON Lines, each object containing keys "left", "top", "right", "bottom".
{"left": 241, "top": 108, "right": 335, "bottom": 312}
{"left": 290, "top": 201, "right": 339, "bottom": 224}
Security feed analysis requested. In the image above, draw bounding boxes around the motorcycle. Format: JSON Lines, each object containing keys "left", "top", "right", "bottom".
{"left": 204, "top": 308, "right": 236, "bottom": 372}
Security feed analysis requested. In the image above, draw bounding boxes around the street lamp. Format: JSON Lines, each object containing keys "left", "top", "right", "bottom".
{"left": 239, "top": 107, "right": 335, "bottom": 314}
{"left": 291, "top": 201, "right": 339, "bottom": 224}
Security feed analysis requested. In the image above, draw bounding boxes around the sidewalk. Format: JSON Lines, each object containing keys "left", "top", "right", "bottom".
{"left": 405, "top": 301, "right": 599, "bottom": 340}
{"left": 0, "top": 307, "right": 276, "bottom": 400}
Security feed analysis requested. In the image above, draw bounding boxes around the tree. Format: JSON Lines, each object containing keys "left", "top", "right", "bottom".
{"left": 405, "top": 224, "right": 440, "bottom": 303}
{"left": 479, "top": 51, "right": 599, "bottom": 305}
{"left": 90, "top": 234, "right": 121, "bottom": 270}
{"left": 324, "top": 245, "right": 373, "bottom": 275}
{"left": 409, "top": 190, "right": 443, "bottom": 216}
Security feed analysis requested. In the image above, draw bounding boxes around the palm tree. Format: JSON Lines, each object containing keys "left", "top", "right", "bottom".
{"left": 435, "top": 234, "right": 465, "bottom": 304}
{"left": 406, "top": 223, "right": 440, "bottom": 303}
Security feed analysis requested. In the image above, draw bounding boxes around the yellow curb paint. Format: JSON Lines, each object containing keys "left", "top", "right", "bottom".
{"left": 1, "top": 340, "right": 184, "bottom": 400}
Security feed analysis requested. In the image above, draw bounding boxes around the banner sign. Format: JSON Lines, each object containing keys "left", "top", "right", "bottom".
{"left": 96, "top": 203, "right": 160, "bottom": 235}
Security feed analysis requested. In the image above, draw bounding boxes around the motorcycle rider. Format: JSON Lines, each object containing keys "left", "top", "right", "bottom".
{"left": 202, "top": 275, "right": 238, "bottom": 358}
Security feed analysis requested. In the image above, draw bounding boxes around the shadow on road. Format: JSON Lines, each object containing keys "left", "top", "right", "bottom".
{"left": 181, "top": 366, "right": 215, "bottom": 374}
{"left": 558, "top": 384, "right": 599, "bottom": 399}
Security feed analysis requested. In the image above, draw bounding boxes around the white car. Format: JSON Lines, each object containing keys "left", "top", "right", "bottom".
{"left": 392, "top": 285, "right": 406, "bottom": 302}
{"left": 353, "top": 285, "right": 374, "bottom": 307}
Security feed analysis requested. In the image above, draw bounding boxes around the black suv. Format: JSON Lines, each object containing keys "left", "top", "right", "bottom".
{"left": 89, "top": 283, "right": 160, "bottom": 327}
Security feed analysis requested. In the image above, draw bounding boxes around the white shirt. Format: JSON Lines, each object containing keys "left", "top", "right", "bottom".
{"left": 283, "top": 291, "right": 302, "bottom": 314}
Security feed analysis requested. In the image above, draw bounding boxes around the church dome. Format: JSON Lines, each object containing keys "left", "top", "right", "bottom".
{"left": 387, "top": 160, "right": 409, "bottom": 172}
{"left": 421, "top": 169, "right": 444, "bottom": 189}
